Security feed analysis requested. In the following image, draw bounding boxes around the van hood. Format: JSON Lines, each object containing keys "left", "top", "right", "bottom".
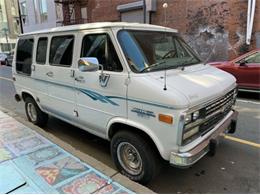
{"left": 147, "top": 64, "right": 236, "bottom": 107}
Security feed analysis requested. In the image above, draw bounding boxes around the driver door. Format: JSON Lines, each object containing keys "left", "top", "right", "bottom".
{"left": 74, "top": 30, "right": 127, "bottom": 137}
{"left": 233, "top": 51, "right": 260, "bottom": 89}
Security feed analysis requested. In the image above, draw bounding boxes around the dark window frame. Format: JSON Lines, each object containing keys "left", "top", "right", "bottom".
{"left": 49, "top": 35, "right": 75, "bottom": 67}
{"left": 16, "top": 37, "right": 34, "bottom": 76}
{"left": 80, "top": 33, "right": 123, "bottom": 72}
{"left": 36, "top": 37, "right": 48, "bottom": 65}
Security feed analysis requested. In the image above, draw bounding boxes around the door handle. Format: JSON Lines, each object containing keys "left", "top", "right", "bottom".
{"left": 75, "top": 76, "right": 85, "bottom": 83}
{"left": 46, "top": 71, "right": 54, "bottom": 77}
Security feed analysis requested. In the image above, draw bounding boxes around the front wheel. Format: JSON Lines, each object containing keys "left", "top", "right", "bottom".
{"left": 25, "top": 97, "right": 48, "bottom": 127}
{"left": 111, "top": 131, "right": 160, "bottom": 184}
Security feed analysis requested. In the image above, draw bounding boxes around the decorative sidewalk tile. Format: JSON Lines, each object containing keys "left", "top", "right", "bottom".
{"left": 0, "top": 111, "right": 9, "bottom": 119}
{"left": 27, "top": 146, "right": 64, "bottom": 166}
{"left": 0, "top": 128, "right": 34, "bottom": 143}
{"left": 0, "top": 111, "right": 135, "bottom": 194}
{"left": 5, "top": 135, "right": 49, "bottom": 156}
{"left": 0, "top": 119, "right": 25, "bottom": 132}
{"left": 36, "top": 156, "right": 89, "bottom": 186}
{"left": 57, "top": 171, "right": 108, "bottom": 194}
{"left": 0, "top": 144, "right": 15, "bottom": 163}
{"left": 0, "top": 117, "right": 16, "bottom": 124}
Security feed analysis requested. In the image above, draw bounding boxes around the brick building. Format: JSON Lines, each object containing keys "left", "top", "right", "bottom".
{"left": 55, "top": 0, "right": 260, "bottom": 61}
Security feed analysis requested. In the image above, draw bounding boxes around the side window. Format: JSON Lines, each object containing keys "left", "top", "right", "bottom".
{"left": 245, "top": 52, "right": 260, "bottom": 64}
{"left": 49, "top": 35, "right": 74, "bottom": 67}
{"left": 81, "top": 34, "right": 123, "bottom": 72}
{"left": 16, "top": 38, "right": 34, "bottom": 75}
{"left": 36, "top": 37, "right": 48, "bottom": 64}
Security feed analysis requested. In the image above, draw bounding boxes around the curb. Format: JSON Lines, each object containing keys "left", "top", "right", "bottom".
{"left": 0, "top": 106, "right": 155, "bottom": 194}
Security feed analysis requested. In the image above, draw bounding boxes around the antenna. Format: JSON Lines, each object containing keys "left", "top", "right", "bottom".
{"left": 163, "top": 2, "right": 168, "bottom": 91}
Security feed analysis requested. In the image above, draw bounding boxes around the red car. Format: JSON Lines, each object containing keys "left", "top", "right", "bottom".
{"left": 209, "top": 49, "right": 260, "bottom": 93}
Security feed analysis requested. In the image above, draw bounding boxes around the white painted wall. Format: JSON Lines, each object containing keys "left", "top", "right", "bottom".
{"left": 19, "top": 0, "right": 57, "bottom": 33}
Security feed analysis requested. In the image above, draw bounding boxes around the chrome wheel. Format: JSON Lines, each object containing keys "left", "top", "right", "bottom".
{"left": 27, "top": 102, "right": 37, "bottom": 122}
{"left": 117, "top": 142, "right": 142, "bottom": 175}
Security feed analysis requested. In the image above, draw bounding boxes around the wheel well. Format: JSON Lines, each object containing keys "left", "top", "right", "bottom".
{"left": 21, "top": 92, "right": 34, "bottom": 102}
{"left": 108, "top": 123, "right": 161, "bottom": 158}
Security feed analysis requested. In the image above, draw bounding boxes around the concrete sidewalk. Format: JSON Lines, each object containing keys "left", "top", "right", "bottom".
{"left": 0, "top": 109, "right": 154, "bottom": 194}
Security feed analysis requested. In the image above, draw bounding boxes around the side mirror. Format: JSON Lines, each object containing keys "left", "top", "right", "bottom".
{"left": 78, "top": 57, "right": 100, "bottom": 72}
{"left": 239, "top": 59, "right": 247, "bottom": 66}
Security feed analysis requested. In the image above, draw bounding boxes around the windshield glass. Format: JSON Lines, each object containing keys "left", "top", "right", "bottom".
{"left": 118, "top": 30, "right": 201, "bottom": 73}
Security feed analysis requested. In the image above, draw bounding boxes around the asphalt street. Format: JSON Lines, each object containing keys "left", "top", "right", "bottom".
{"left": 0, "top": 65, "right": 259, "bottom": 193}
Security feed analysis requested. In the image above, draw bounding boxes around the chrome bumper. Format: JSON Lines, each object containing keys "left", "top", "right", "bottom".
{"left": 170, "top": 110, "right": 238, "bottom": 167}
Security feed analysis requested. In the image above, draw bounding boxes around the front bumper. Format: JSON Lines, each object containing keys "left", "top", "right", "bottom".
{"left": 170, "top": 110, "right": 238, "bottom": 167}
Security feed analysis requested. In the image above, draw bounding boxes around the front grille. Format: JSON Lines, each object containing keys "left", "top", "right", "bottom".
{"left": 182, "top": 88, "right": 237, "bottom": 145}
{"left": 199, "top": 88, "right": 236, "bottom": 135}
{"left": 204, "top": 89, "right": 235, "bottom": 117}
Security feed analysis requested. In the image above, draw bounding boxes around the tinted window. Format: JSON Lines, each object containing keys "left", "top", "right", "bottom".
{"left": 16, "top": 38, "right": 34, "bottom": 75}
{"left": 81, "top": 34, "right": 123, "bottom": 72}
{"left": 36, "top": 37, "right": 48, "bottom": 64}
{"left": 49, "top": 35, "right": 74, "bottom": 66}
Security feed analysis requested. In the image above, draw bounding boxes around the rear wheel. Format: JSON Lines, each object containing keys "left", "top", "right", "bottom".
{"left": 111, "top": 130, "right": 160, "bottom": 184}
{"left": 25, "top": 97, "right": 48, "bottom": 127}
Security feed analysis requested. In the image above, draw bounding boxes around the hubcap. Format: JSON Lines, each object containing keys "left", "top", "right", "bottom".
{"left": 117, "top": 142, "right": 142, "bottom": 175}
{"left": 27, "top": 103, "right": 37, "bottom": 122}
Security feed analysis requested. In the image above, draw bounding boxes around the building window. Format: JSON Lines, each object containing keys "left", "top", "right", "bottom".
{"left": 33, "top": 0, "right": 47, "bottom": 24}
{"left": 33, "top": 0, "right": 40, "bottom": 24}
{"left": 16, "top": 38, "right": 34, "bottom": 76}
{"left": 39, "top": 0, "right": 48, "bottom": 23}
{"left": 49, "top": 35, "right": 74, "bottom": 67}
{"left": 55, "top": 3, "right": 63, "bottom": 26}
{"left": 81, "top": 7, "right": 87, "bottom": 23}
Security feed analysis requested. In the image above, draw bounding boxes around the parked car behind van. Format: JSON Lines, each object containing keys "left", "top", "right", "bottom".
{"left": 13, "top": 22, "right": 238, "bottom": 184}
{"left": 6, "top": 51, "right": 14, "bottom": 66}
{"left": 0, "top": 52, "right": 8, "bottom": 65}
{"left": 209, "top": 49, "right": 260, "bottom": 93}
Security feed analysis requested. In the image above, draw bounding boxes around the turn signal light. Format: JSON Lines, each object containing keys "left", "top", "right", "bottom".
{"left": 159, "top": 114, "right": 173, "bottom": 124}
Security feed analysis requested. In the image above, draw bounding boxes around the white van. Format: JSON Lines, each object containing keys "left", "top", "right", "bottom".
{"left": 13, "top": 22, "right": 238, "bottom": 184}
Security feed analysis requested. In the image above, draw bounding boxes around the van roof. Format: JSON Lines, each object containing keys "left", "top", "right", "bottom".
{"left": 20, "top": 22, "right": 178, "bottom": 36}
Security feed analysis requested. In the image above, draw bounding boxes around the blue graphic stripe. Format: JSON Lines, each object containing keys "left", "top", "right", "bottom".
{"left": 79, "top": 89, "right": 119, "bottom": 106}
{"left": 31, "top": 77, "right": 174, "bottom": 109}
{"left": 108, "top": 96, "right": 175, "bottom": 109}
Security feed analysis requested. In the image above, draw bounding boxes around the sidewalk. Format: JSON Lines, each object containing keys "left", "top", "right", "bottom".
{"left": 0, "top": 110, "right": 152, "bottom": 194}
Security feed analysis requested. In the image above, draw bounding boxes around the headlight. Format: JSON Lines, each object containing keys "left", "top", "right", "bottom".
{"left": 192, "top": 111, "right": 200, "bottom": 121}
{"left": 185, "top": 110, "right": 200, "bottom": 124}
{"left": 185, "top": 114, "right": 192, "bottom": 124}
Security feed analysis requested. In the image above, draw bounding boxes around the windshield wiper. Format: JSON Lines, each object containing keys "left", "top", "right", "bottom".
{"left": 140, "top": 61, "right": 166, "bottom": 73}
{"left": 176, "top": 56, "right": 200, "bottom": 70}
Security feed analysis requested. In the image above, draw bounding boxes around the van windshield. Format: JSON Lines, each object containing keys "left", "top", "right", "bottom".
{"left": 118, "top": 30, "right": 201, "bottom": 73}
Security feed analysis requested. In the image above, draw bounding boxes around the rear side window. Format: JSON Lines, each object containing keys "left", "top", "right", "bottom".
{"left": 36, "top": 37, "right": 48, "bottom": 64}
{"left": 49, "top": 35, "right": 74, "bottom": 67}
{"left": 16, "top": 38, "right": 34, "bottom": 75}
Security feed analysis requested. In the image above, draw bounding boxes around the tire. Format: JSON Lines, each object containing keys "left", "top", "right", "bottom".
{"left": 111, "top": 131, "right": 160, "bottom": 184}
{"left": 25, "top": 97, "right": 48, "bottom": 127}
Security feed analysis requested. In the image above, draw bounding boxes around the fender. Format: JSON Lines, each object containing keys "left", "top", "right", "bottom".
{"left": 21, "top": 89, "right": 45, "bottom": 111}
{"left": 106, "top": 117, "right": 166, "bottom": 159}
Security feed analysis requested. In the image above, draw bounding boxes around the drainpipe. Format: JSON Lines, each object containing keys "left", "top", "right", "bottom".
{"left": 143, "top": 0, "right": 146, "bottom": 23}
{"left": 17, "top": 0, "right": 23, "bottom": 34}
{"left": 246, "top": 0, "right": 256, "bottom": 45}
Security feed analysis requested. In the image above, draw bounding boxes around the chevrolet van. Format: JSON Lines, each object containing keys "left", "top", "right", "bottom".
{"left": 13, "top": 22, "right": 238, "bottom": 183}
